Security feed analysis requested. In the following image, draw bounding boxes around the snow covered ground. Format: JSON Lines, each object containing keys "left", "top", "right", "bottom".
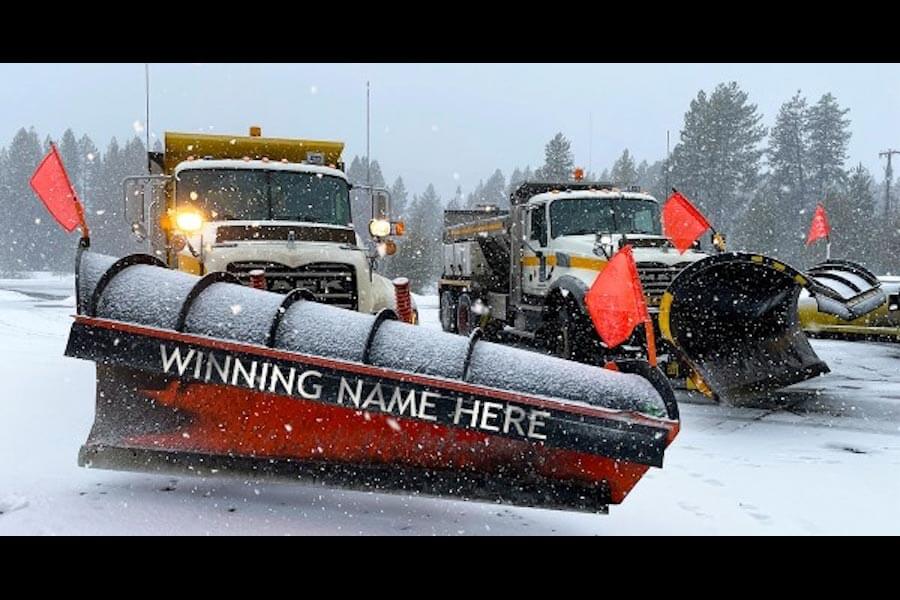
{"left": 1, "top": 279, "right": 898, "bottom": 535}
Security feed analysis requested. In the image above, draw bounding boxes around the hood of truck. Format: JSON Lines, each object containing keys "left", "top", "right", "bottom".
{"left": 552, "top": 233, "right": 708, "bottom": 266}
{"left": 175, "top": 221, "right": 397, "bottom": 314}
{"left": 187, "top": 221, "right": 363, "bottom": 268}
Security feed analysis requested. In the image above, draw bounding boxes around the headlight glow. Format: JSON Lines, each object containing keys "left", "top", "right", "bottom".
{"left": 175, "top": 210, "right": 204, "bottom": 233}
{"left": 369, "top": 218, "right": 391, "bottom": 238}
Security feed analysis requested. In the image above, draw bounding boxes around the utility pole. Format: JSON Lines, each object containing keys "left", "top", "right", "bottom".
{"left": 879, "top": 149, "right": 900, "bottom": 216}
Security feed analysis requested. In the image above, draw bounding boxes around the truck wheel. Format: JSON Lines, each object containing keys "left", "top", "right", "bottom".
{"left": 440, "top": 290, "right": 458, "bottom": 333}
{"left": 457, "top": 293, "right": 474, "bottom": 336}
{"left": 551, "top": 304, "right": 576, "bottom": 360}
{"left": 544, "top": 301, "right": 594, "bottom": 363}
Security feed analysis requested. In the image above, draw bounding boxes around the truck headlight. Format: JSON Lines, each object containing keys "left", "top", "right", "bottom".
{"left": 369, "top": 218, "right": 391, "bottom": 238}
{"left": 175, "top": 210, "right": 204, "bottom": 233}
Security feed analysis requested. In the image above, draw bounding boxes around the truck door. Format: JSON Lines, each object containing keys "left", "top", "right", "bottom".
{"left": 522, "top": 203, "right": 550, "bottom": 297}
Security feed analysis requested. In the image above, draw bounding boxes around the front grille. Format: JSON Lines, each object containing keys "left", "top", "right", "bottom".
{"left": 636, "top": 262, "right": 692, "bottom": 306}
{"left": 226, "top": 261, "right": 358, "bottom": 310}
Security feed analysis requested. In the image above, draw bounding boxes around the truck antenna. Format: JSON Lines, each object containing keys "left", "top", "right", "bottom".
{"left": 366, "top": 80, "right": 371, "bottom": 218}
{"left": 145, "top": 63, "right": 151, "bottom": 174}
{"left": 665, "top": 129, "right": 670, "bottom": 193}
{"left": 588, "top": 112, "right": 593, "bottom": 176}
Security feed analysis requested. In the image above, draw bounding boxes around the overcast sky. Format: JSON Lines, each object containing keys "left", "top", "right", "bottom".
{"left": 2, "top": 63, "right": 899, "bottom": 200}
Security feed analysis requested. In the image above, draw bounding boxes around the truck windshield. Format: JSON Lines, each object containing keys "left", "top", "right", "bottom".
{"left": 549, "top": 197, "right": 661, "bottom": 238}
{"left": 175, "top": 168, "right": 352, "bottom": 226}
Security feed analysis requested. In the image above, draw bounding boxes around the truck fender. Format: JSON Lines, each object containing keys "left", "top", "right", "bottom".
{"left": 546, "top": 275, "right": 589, "bottom": 314}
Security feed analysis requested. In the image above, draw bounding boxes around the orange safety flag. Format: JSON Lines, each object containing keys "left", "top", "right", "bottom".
{"left": 806, "top": 203, "right": 831, "bottom": 246}
{"left": 662, "top": 190, "right": 711, "bottom": 253}
{"left": 585, "top": 245, "right": 657, "bottom": 365}
{"left": 29, "top": 143, "right": 88, "bottom": 236}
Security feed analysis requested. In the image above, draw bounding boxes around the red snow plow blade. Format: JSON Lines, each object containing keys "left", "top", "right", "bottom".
{"left": 66, "top": 251, "right": 679, "bottom": 513}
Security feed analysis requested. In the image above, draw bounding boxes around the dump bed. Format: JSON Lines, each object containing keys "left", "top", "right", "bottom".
{"left": 443, "top": 209, "right": 512, "bottom": 288}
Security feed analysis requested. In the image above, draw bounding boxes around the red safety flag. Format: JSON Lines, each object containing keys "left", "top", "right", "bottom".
{"left": 29, "top": 143, "right": 88, "bottom": 236}
{"left": 806, "top": 203, "right": 831, "bottom": 246}
{"left": 662, "top": 190, "right": 711, "bottom": 253}
{"left": 585, "top": 245, "right": 657, "bottom": 365}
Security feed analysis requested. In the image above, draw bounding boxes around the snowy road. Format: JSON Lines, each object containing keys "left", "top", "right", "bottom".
{"left": 1, "top": 279, "right": 898, "bottom": 535}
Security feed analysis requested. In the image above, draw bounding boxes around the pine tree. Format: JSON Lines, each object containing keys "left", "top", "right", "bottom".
{"left": 755, "top": 91, "right": 810, "bottom": 264}
{"left": 481, "top": 169, "right": 506, "bottom": 207}
{"left": 446, "top": 185, "right": 463, "bottom": 210}
{"left": 508, "top": 167, "right": 524, "bottom": 196}
{"left": 389, "top": 176, "right": 409, "bottom": 219}
{"left": 0, "top": 146, "right": 9, "bottom": 275}
{"left": 829, "top": 163, "right": 876, "bottom": 263}
{"left": 536, "top": 133, "right": 574, "bottom": 181}
{"left": 635, "top": 160, "right": 649, "bottom": 187}
{"left": 465, "top": 180, "right": 485, "bottom": 208}
{"left": 94, "top": 137, "right": 125, "bottom": 256}
{"left": 733, "top": 175, "right": 794, "bottom": 258}
{"left": 638, "top": 159, "right": 667, "bottom": 200}
{"left": 806, "top": 93, "right": 851, "bottom": 205}
{"left": 6, "top": 128, "right": 46, "bottom": 271}
{"left": 381, "top": 176, "right": 411, "bottom": 279}
{"left": 404, "top": 184, "right": 443, "bottom": 293}
{"left": 669, "top": 82, "right": 766, "bottom": 230}
{"left": 610, "top": 149, "right": 638, "bottom": 185}
{"left": 77, "top": 134, "right": 101, "bottom": 213}
{"left": 507, "top": 166, "right": 534, "bottom": 195}
{"left": 58, "top": 130, "right": 82, "bottom": 195}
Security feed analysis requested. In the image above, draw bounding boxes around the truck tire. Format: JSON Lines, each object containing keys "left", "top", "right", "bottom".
{"left": 542, "top": 299, "right": 596, "bottom": 363}
{"left": 440, "top": 289, "right": 458, "bottom": 333}
{"left": 550, "top": 303, "right": 577, "bottom": 360}
{"left": 457, "top": 293, "right": 474, "bottom": 336}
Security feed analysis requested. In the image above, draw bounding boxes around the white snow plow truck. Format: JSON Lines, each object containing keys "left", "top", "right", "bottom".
{"left": 123, "top": 127, "right": 412, "bottom": 320}
{"left": 439, "top": 181, "right": 887, "bottom": 402}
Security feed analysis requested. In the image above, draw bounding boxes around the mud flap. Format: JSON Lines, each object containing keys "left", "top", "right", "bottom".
{"left": 659, "top": 253, "right": 884, "bottom": 402}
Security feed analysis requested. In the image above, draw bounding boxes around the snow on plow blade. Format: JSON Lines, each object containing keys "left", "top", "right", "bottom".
{"left": 65, "top": 251, "right": 679, "bottom": 514}
{"left": 660, "top": 252, "right": 885, "bottom": 401}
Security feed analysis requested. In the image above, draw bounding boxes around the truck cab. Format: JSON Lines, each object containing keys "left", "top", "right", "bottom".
{"left": 520, "top": 188, "right": 706, "bottom": 312}
{"left": 125, "top": 128, "right": 408, "bottom": 317}
{"left": 439, "top": 181, "right": 707, "bottom": 364}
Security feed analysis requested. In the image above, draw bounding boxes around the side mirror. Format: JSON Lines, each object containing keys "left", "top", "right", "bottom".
{"left": 123, "top": 175, "right": 169, "bottom": 240}
{"left": 373, "top": 189, "right": 390, "bottom": 221}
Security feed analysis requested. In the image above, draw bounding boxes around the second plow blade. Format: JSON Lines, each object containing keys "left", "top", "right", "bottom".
{"left": 659, "top": 252, "right": 885, "bottom": 402}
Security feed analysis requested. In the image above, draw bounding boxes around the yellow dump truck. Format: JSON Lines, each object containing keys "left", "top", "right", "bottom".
{"left": 124, "top": 127, "right": 410, "bottom": 317}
